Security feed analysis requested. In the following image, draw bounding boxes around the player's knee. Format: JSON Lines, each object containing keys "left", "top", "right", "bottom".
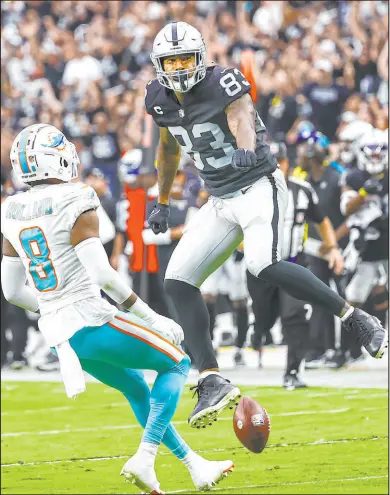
{"left": 246, "top": 257, "right": 272, "bottom": 278}
{"left": 232, "top": 299, "right": 247, "bottom": 309}
{"left": 164, "top": 278, "right": 195, "bottom": 300}
{"left": 177, "top": 353, "right": 191, "bottom": 376}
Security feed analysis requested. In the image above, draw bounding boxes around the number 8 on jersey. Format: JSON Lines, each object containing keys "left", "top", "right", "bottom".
{"left": 19, "top": 227, "right": 58, "bottom": 292}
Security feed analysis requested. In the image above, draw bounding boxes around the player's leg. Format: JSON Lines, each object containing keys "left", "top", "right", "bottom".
{"left": 224, "top": 254, "right": 250, "bottom": 366}
{"left": 200, "top": 265, "right": 224, "bottom": 351}
{"left": 75, "top": 359, "right": 190, "bottom": 457}
{"left": 75, "top": 350, "right": 234, "bottom": 490}
{"left": 164, "top": 199, "right": 243, "bottom": 427}
{"left": 304, "top": 256, "right": 334, "bottom": 368}
{"left": 279, "top": 289, "right": 310, "bottom": 390}
{"left": 246, "top": 271, "right": 279, "bottom": 368}
{"left": 240, "top": 169, "right": 387, "bottom": 360}
{"left": 344, "top": 261, "right": 387, "bottom": 362}
{"left": 69, "top": 313, "right": 189, "bottom": 492}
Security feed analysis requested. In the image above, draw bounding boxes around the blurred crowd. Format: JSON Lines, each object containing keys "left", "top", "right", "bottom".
{"left": 1, "top": 1, "right": 388, "bottom": 377}
{"left": 1, "top": 1, "right": 388, "bottom": 186}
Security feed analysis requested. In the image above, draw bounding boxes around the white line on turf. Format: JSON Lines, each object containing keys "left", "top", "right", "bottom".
{"left": 168, "top": 475, "right": 389, "bottom": 494}
{"left": 2, "top": 391, "right": 387, "bottom": 417}
{"left": 3, "top": 406, "right": 387, "bottom": 438}
{"left": 1, "top": 436, "right": 386, "bottom": 468}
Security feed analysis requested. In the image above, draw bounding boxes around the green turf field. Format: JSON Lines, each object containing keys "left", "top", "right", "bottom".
{"left": 1, "top": 381, "right": 388, "bottom": 494}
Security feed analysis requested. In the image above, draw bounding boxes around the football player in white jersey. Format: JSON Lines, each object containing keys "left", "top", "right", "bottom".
{"left": 1, "top": 124, "right": 234, "bottom": 494}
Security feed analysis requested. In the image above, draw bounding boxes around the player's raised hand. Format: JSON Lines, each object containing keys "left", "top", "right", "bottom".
{"left": 231, "top": 149, "right": 257, "bottom": 171}
{"left": 148, "top": 203, "right": 170, "bottom": 234}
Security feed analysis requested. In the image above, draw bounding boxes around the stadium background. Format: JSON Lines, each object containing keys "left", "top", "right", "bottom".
{"left": 1, "top": 1, "right": 388, "bottom": 370}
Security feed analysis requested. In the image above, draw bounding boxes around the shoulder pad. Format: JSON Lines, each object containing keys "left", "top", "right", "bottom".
{"left": 211, "top": 65, "right": 252, "bottom": 109}
{"left": 59, "top": 182, "right": 100, "bottom": 230}
{"left": 145, "top": 79, "right": 163, "bottom": 115}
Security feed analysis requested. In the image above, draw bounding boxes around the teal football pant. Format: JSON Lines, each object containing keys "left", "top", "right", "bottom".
{"left": 66, "top": 311, "right": 191, "bottom": 458}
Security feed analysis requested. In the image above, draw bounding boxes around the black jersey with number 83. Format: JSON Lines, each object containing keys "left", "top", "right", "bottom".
{"left": 145, "top": 65, "right": 277, "bottom": 197}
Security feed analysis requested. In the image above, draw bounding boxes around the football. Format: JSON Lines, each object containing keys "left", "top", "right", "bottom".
{"left": 233, "top": 396, "right": 271, "bottom": 453}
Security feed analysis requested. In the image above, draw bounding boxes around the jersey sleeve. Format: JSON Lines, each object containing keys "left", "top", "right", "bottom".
{"left": 60, "top": 183, "right": 101, "bottom": 231}
{"left": 342, "top": 169, "right": 367, "bottom": 192}
{"left": 144, "top": 79, "right": 166, "bottom": 126}
{"left": 214, "top": 66, "right": 252, "bottom": 111}
{"left": 0, "top": 198, "right": 9, "bottom": 237}
{"left": 307, "top": 187, "right": 325, "bottom": 224}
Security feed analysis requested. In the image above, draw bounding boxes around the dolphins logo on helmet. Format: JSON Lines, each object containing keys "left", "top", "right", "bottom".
{"left": 42, "top": 132, "right": 66, "bottom": 151}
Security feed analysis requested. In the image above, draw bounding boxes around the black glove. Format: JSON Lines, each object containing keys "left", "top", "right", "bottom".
{"left": 231, "top": 149, "right": 257, "bottom": 171}
{"left": 148, "top": 203, "right": 170, "bottom": 234}
{"left": 363, "top": 178, "right": 383, "bottom": 195}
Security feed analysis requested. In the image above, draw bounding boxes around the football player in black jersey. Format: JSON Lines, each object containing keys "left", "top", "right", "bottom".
{"left": 341, "top": 127, "right": 389, "bottom": 356}
{"left": 247, "top": 142, "right": 344, "bottom": 389}
{"left": 146, "top": 22, "right": 388, "bottom": 428}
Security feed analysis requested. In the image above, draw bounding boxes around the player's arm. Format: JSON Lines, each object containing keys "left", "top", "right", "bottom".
{"left": 1, "top": 237, "right": 40, "bottom": 313}
{"left": 341, "top": 185, "right": 366, "bottom": 216}
{"left": 315, "top": 217, "right": 344, "bottom": 275}
{"left": 307, "top": 188, "right": 344, "bottom": 275}
{"left": 71, "top": 209, "right": 183, "bottom": 344}
{"left": 225, "top": 93, "right": 256, "bottom": 152}
{"left": 156, "top": 127, "right": 181, "bottom": 205}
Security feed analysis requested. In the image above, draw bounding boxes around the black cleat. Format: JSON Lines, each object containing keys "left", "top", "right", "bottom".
{"left": 343, "top": 308, "right": 388, "bottom": 359}
{"left": 233, "top": 350, "right": 246, "bottom": 366}
{"left": 283, "top": 370, "right": 308, "bottom": 390}
{"left": 188, "top": 375, "right": 241, "bottom": 429}
{"left": 324, "top": 349, "right": 348, "bottom": 370}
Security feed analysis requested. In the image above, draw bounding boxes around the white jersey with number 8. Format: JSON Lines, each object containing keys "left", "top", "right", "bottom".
{"left": 1, "top": 182, "right": 116, "bottom": 345}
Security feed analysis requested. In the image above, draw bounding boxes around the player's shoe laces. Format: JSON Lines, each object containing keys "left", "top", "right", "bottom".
{"left": 120, "top": 454, "right": 164, "bottom": 494}
{"left": 283, "top": 370, "right": 308, "bottom": 391}
{"left": 188, "top": 374, "right": 241, "bottom": 428}
{"left": 343, "top": 308, "right": 388, "bottom": 359}
{"left": 186, "top": 454, "right": 234, "bottom": 491}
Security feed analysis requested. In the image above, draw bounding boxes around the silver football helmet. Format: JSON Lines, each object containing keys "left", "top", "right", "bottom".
{"left": 150, "top": 21, "right": 206, "bottom": 93}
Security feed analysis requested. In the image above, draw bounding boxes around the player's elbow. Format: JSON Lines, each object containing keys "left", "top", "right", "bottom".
{"left": 1, "top": 264, "right": 20, "bottom": 304}
{"left": 1, "top": 279, "right": 19, "bottom": 305}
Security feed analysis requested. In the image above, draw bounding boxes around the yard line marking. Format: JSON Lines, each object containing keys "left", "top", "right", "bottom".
{"left": 1, "top": 402, "right": 128, "bottom": 416}
{"left": 2, "top": 406, "right": 386, "bottom": 438}
{"left": 1, "top": 436, "right": 387, "bottom": 468}
{"left": 344, "top": 393, "right": 388, "bottom": 399}
{"left": 168, "top": 475, "right": 389, "bottom": 494}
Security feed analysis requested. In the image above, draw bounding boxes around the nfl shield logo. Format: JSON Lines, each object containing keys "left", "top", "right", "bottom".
{"left": 179, "top": 109, "right": 185, "bottom": 118}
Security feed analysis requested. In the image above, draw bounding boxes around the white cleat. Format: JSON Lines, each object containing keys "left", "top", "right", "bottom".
{"left": 188, "top": 457, "right": 235, "bottom": 491}
{"left": 120, "top": 455, "right": 164, "bottom": 494}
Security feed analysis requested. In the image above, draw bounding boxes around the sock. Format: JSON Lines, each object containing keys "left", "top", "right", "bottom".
{"left": 136, "top": 441, "right": 158, "bottom": 461}
{"left": 164, "top": 279, "right": 218, "bottom": 372}
{"left": 182, "top": 450, "right": 203, "bottom": 468}
{"left": 199, "top": 370, "right": 221, "bottom": 380}
{"left": 259, "top": 261, "right": 346, "bottom": 316}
